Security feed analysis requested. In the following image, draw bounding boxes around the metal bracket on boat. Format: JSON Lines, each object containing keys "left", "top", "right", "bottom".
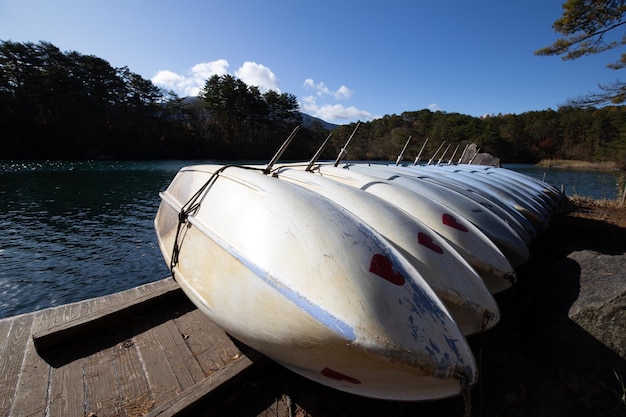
{"left": 427, "top": 141, "right": 446, "bottom": 165}
{"left": 263, "top": 125, "right": 300, "bottom": 175}
{"left": 334, "top": 122, "right": 360, "bottom": 167}
{"left": 413, "top": 137, "right": 429, "bottom": 165}
{"left": 394, "top": 136, "right": 412, "bottom": 166}
{"left": 437, "top": 143, "right": 452, "bottom": 165}
{"left": 447, "top": 145, "right": 460, "bottom": 165}
{"left": 457, "top": 143, "right": 470, "bottom": 164}
{"left": 306, "top": 132, "right": 333, "bottom": 172}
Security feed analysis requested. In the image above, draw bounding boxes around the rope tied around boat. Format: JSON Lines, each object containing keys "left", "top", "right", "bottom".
{"left": 453, "top": 311, "right": 492, "bottom": 417}
{"left": 455, "top": 372, "right": 472, "bottom": 417}
{"left": 169, "top": 165, "right": 235, "bottom": 278}
{"left": 473, "top": 310, "right": 495, "bottom": 417}
{"left": 168, "top": 164, "right": 265, "bottom": 279}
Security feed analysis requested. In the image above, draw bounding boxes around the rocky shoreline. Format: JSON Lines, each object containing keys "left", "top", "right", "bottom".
{"left": 470, "top": 200, "right": 626, "bottom": 417}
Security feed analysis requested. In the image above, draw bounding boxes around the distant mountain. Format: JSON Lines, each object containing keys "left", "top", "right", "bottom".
{"left": 301, "top": 113, "right": 339, "bottom": 130}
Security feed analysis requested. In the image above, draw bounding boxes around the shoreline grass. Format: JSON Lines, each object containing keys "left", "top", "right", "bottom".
{"left": 537, "top": 159, "right": 621, "bottom": 171}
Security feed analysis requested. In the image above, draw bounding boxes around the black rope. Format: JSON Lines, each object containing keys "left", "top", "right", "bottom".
{"left": 168, "top": 164, "right": 265, "bottom": 279}
{"left": 475, "top": 311, "right": 494, "bottom": 417}
{"left": 454, "top": 372, "right": 472, "bottom": 417}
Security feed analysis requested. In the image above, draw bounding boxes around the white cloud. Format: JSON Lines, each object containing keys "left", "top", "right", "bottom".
{"left": 428, "top": 103, "right": 440, "bottom": 112}
{"left": 303, "top": 78, "right": 352, "bottom": 100}
{"left": 190, "top": 60, "right": 230, "bottom": 80}
{"left": 300, "top": 78, "right": 374, "bottom": 123}
{"left": 151, "top": 63, "right": 375, "bottom": 124}
{"left": 301, "top": 94, "right": 375, "bottom": 124}
{"left": 151, "top": 59, "right": 281, "bottom": 97}
{"left": 235, "top": 62, "right": 280, "bottom": 93}
{"left": 334, "top": 85, "right": 352, "bottom": 100}
{"left": 151, "top": 59, "right": 230, "bottom": 97}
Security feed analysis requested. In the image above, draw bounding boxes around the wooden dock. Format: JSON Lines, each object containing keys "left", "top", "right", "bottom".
{"left": 0, "top": 278, "right": 275, "bottom": 417}
{"left": 0, "top": 277, "right": 469, "bottom": 417}
{"left": 3, "top": 209, "right": 625, "bottom": 417}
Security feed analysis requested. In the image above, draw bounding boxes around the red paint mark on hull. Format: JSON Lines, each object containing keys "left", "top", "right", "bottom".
{"left": 442, "top": 213, "right": 468, "bottom": 232}
{"left": 321, "top": 367, "right": 362, "bottom": 384}
{"left": 369, "top": 254, "right": 406, "bottom": 285}
{"left": 418, "top": 232, "right": 444, "bottom": 254}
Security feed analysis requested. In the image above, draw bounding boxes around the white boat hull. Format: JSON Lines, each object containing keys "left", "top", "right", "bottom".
{"left": 155, "top": 165, "right": 477, "bottom": 401}
{"left": 273, "top": 167, "right": 500, "bottom": 335}
{"left": 344, "top": 163, "right": 531, "bottom": 266}
{"left": 304, "top": 164, "right": 516, "bottom": 294}
{"left": 415, "top": 165, "right": 550, "bottom": 231}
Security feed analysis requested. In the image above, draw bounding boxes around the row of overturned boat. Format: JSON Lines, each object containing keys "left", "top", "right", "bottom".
{"left": 153, "top": 125, "right": 569, "bottom": 406}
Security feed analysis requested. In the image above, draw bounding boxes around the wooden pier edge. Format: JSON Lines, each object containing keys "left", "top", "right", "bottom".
{"left": 31, "top": 276, "right": 182, "bottom": 355}
{"left": 145, "top": 349, "right": 269, "bottom": 417}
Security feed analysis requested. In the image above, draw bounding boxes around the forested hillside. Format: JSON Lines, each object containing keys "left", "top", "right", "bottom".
{"left": 2, "top": 40, "right": 626, "bottom": 167}
{"left": 329, "top": 107, "right": 626, "bottom": 168}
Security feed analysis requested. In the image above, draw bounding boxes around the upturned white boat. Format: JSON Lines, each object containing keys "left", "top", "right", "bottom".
{"left": 394, "top": 166, "right": 541, "bottom": 237}
{"left": 414, "top": 165, "right": 550, "bottom": 231}
{"left": 342, "top": 163, "right": 531, "bottom": 266}
{"left": 445, "top": 164, "right": 567, "bottom": 213}
{"left": 272, "top": 166, "right": 499, "bottom": 335}
{"left": 423, "top": 165, "right": 553, "bottom": 221}
{"left": 303, "top": 164, "right": 516, "bottom": 294}
{"left": 154, "top": 164, "right": 477, "bottom": 401}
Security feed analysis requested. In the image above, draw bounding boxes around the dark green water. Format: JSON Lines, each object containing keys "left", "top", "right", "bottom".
{"left": 0, "top": 160, "right": 621, "bottom": 319}
{"left": 0, "top": 160, "right": 205, "bottom": 318}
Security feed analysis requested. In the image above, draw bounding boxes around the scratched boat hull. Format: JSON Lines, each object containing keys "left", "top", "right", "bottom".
{"left": 343, "top": 163, "right": 531, "bottom": 266}
{"left": 414, "top": 165, "right": 550, "bottom": 232}
{"left": 392, "top": 166, "right": 540, "bottom": 238}
{"left": 155, "top": 165, "right": 477, "bottom": 401}
{"left": 303, "top": 164, "right": 516, "bottom": 294}
{"left": 422, "top": 165, "right": 553, "bottom": 220}
{"left": 442, "top": 164, "right": 568, "bottom": 213}
{"left": 273, "top": 167, "right": 500, "bottom": 335}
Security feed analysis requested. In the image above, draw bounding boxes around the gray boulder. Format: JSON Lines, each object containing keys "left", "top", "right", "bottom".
{"left": 568, "top": 250, "right": 626, "bottom": 360}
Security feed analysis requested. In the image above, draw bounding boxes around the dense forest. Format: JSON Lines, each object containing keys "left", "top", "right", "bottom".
{"left": 2, "top": 40, "right": 626, "bottom": 168}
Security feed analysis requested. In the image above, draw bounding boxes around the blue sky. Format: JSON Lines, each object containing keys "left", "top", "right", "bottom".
{"left": 1, "top": 0, "right": 623, "bottom": 124}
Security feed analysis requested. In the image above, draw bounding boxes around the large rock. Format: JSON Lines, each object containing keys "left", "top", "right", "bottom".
{"left": 459, "top": 143, "right": 500, "bottom": 166}
{"left": 567, "top": 250, "right": 626, "bottom": 360}
{"left": 490, "top": 209, "right": 626, "bottom": 416}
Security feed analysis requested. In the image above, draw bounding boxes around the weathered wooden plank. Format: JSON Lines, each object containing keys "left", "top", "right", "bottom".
{"left": 83, "top": 296, "right": 124, "bottom": 417}
{"left": 0, "top": 318, "right": 16, "bottom": 417}
{"left": 26, "top": 302, "right": 84, "bottom": 416}
{"left": 2, "top": 278, "right": 274, "bottom": 417}
{"left": 172, "top": 308, "right": 242, "bottom": 376}
{"left": 151, "top": 307, "right": 206, "bottom": 389}
{"left": 131, "top": 307, "right": 182, "bottom": 409}
{"left": 33, "top": 278, "right": 180, "bottom": 354}
{"left": 145, "top": 349, "right": 268, "bottom": 417}
{"left": 9, "top": 310, "right": 53, "bottom": 417}
{"left": 30, "top": 300, "right": 80, "bottom": 338}
{"left": 0, "top": 314, "right": 34, "bottom": 415}
{"left": 0, "top": 317, "right": 14, "bottom": 356}
{"left": 112, "top": 338, "right": 153, "bottom": 417}
{"left": 48, "top": 354, "right": 85, "bottom": 417}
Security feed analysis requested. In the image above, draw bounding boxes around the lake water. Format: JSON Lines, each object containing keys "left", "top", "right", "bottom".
{"left": 502, "top": 163, "right": 623, "bottom": 201}
{"left": 0, "top": 160, "right": 622, "bottom": 319}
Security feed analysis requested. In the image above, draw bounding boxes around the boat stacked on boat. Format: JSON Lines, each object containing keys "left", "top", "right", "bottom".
{"left": 154, "top": 143, "right": 566, "bottom": 402}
